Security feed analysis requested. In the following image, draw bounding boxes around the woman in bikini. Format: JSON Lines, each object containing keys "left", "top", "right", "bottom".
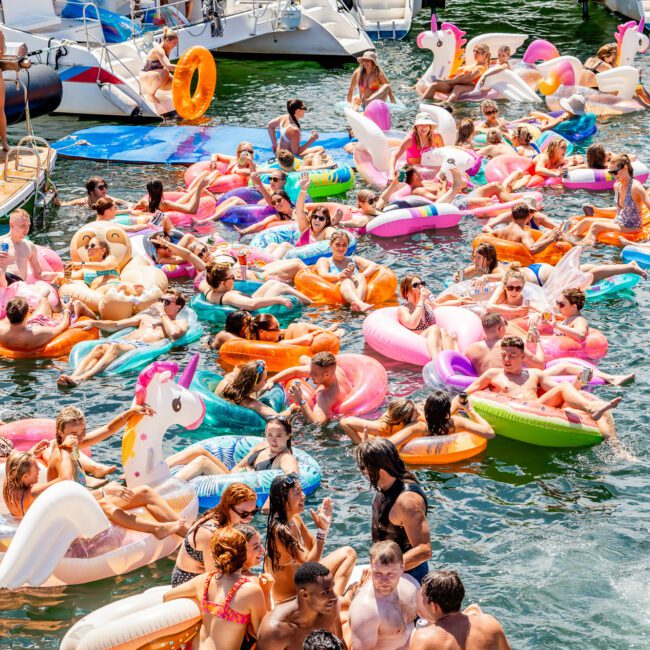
{"left": 138, "top": 28, "right": 178, "bottom": 113}
{"left": 234, "top": 523, "right": 274, "bottom": 611}
{"left": 57, "top": 176, "right": 129, "bottom": 208}
{"left": 347, "top": 50, "right": 396, "bottom": 110}
{"left": 132, "top": 174, "right": 211, "bottom": 217}
{"left": 340, "top": 398, "right": 421, "bottom": 444}
{"left": 248, "top": 312, "right": 343, "bottom": 350}
{"left": 171, "top": 482, "right": 259, "bottom": 587}
{"left": 267, "top": 99, "right": 323, "bottom": 158}
{"left": 390, "top": 112, "right": 444, "bottom": 178}
{"left": 265, "top": 473, "right": 356, "bottom": 602}
{"left": 164, "top": 526, "right": 267, "bottom": 650}
{"left": 581, "top": 43, "right": 617, "bottom": 87}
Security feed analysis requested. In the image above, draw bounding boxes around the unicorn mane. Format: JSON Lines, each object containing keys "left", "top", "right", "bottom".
{"left": 134, "top": 360, "right": 179, "bottom": 405}
{"left": 441, "top": 22, "right": 467, "bottom": 75}
{"left": 615, "top": 20, "right": 638, "bottom": 48}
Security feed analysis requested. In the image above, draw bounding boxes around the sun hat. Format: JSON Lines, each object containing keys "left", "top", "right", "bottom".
{"left": 559, "top": 93, "right": 587, "bottom": 116}
{"left": 357, "top": 50, "right": 379, "bottom": 65}
{"left": 414, "top": 112, "right": 437, "bottom": 127}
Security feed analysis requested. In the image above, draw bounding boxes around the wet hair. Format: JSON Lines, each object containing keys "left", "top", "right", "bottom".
{"left": 224, "top": 310, "right": 252, "bottom": 338}
{"left": 329, "top": 229, "right": 350, "bottom": 247}
{"left": 502, "top": 262, "right": 525, "bottom": 286}
{"left": 210, "top": 526, "right": 248, "bottom": 575}
{"left": 233, "top": 522, "right": 258, "bottom": 541}
{"left": 309, "top": 205, "right": 332, "bottom": 230}
{"left": 295, "top": 562, "right": 330, "bottom": 588}
{"left": 164, "top": 288, "right": 186, "bottom": 310}
{"left": 546, "top": 138, "right": 568, "bottom": 158}
{"left": 424, "top": 390, "right": 454, "bottom": 436}
{"left": 205, "top": 262, "right": 233, "bottom": 289}
{"left": 276, "top": 149, "right": 295, "bottom": 170}
{"left": 480, "top": 99, "right": 498, "bottom": 114}
{"left": 55, "top": 406, "right": 85, "bottom": 443}
{"left": 511, "top": 202, "right": 532, "bottom": 221}
{"left": 2, "top": 451, "right": 35, "bottom": 511}
{"left": 146, "top": 180, "right": 164, "bottom": 213}
{"left": 455, "top": 118, "right": 475, "bottom": 146}
{"left": 597, "top": 43, "right": 617, "bottom": 62}
{"left": 251, "top": 313, "right": 281, "bottom": 339}
{"left": 399, "top": 274, "right": 423, "bottom": 300}
{"left": 266, "top": 473, "right": 304, "bottom": 571}
{"left": 501, "top": 335, "right": 525, "bottom": 351}
{"left": 357, "top": 189, "right": 377, "bottom": 205}
{"left": 512, "top": 125, "right": 533, "bottom": 146}
{"left": 189, "top": 482, "right": 256, "bottom": 545}
{"left": 481, "top": 312, "right": 506, "bottom": 330}
{"left": 370, "top": 540, "right": 403, "bottom": 566}
{"left": 610, "top": 153, "right": 634, "bottom": 177}
{"left": 486, "top": 128, "right": 502, "bottom": 145}
{"left": 222, "top": 360, "right": 266, "bottom": 404}
{"left": 354, "top": 438, "right": 417, "bottom": 491}
{"left": 287, "top": 99, "right": 305, "bottom": 130}
{"left": 385, "top": 399, "right": 418, "bottom": 427}
{"left": 474, "top": 242, "right": 499, "bottom": 272}
{"left": 303, "top": 630, "right": 345, "bottom": 650}
{"left": 311, "top": 351, "right": 336, "bottom": 368}
{"left": 562, "top": 288, "right": 586, "bottom": 310}
{"left": 5, "top": 297, "right": 29, "bottom": 325}
{"left": 402, "top": 164, "right": 419, "bottom": 185}
{"left": 92, "top": 197, "right": 115, "bottom": 216}
{"left": 85, "top": 177, "right": 106, "bottom": 195}
{"left": 421, "top": 570, "right": 465, "bottom": 613}
{"left": 586, "top": 144, "right": 607, "bottom": 170}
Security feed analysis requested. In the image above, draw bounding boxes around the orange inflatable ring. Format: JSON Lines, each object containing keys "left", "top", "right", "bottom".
{"left": 172, "top": 46, "right": 217, "bottom": 120}
{"left": 472, "top": 231, "right": 571, "bottom": 266}
{"left": 0, "top": 317, "right": 98, "bottom": 359}
{"left": 219, "top": 331, "right": 340, "bottom": 373}
{"left": 400, "top": 430, "right": 488, "bottom": 465}
{"left": 294, "top": 265, "right": 397, "bottom": 305}
{"left": 569, "top": 206, "right": 650, "bottom": 246}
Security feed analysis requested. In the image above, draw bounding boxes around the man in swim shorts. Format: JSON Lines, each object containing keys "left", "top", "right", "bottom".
{"left": 355, "top": 439, "right": 431, "bottom": 585}
{"left": 257, "top": 562, "right": 344, "bottom": 650}
{"left": 265, "top": 352, "right": 352, "bottom": 424}
{"left": 0, "top": 209, "right": 45, "bottom": 283}
{"left": 349, "top": 541, "right": 419, "bottom": 650}
{"left": 409, "top": 570, "right": 511, "bottom": 650}
{"left": 57, "top": 288, "right": 188, "bottom": 386}
{"left": 0, "top": 295, "right": 73, "bottom": 350}
{"left": 465, "top": 335, "right": 621, "bottom": 439}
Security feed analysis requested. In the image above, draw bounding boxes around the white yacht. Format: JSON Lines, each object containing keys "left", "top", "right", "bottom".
{"left": 604, "top": 0, "right": 649, "bottom": 25}
{"left": 0, "top": 0, "right": 373, "bottom": 118}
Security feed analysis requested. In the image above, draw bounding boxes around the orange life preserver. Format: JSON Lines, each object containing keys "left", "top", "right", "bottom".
{"left": 172, "top": 46, "right": 217, "bottom": 120}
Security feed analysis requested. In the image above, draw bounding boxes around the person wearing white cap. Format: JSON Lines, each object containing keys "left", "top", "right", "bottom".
{"left": 389, "top": 112, "right": 444, "bottom": 179}
{"left": 347, "top": 50, "right": 395, "bottom": 110}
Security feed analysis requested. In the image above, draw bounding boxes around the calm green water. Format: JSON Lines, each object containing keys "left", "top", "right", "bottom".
{"left": 2, "top": 2, "right": 650, "bottom": 648}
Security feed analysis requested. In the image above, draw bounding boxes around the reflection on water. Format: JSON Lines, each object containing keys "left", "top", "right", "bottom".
{"left": 1, "top": 1, "right": 649, "bottom": 648}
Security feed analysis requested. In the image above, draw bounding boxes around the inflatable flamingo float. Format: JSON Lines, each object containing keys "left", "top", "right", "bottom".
{"left": 0, "top": 356, "right": 204, "bottom": 589}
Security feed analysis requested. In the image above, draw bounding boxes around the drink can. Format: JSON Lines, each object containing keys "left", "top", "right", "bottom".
{"left": 1, "top": 242, "right": 8, "bottom": 253}
{"left": 237, "top": 251, "right": 248, "bottom": 267}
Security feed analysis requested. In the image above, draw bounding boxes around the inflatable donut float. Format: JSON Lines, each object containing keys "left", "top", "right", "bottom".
{"left": 172, "top": 46, "right": 216, "bottom": 120}
{"left": 399, "top": 430, "right": 488, "bottom": 465}
{"left": 472, "top": 232, "right": 571, "bottom": 266}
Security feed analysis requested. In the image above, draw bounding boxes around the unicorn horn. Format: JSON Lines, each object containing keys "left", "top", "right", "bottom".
{"left": 638, "top": 17, "right": 645, "bottom": 32}
{"left": 431, "top": 13, "right": 438, "bottom": 33}
{"left": 178, "top": 353, "right": 200, "bottom": 388}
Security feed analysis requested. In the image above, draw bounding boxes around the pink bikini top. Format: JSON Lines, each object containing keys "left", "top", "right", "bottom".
{"left": 201, "top": 573, "right": 251, "bottom": 625}
{"left": 405, "top": 133, "right": 443, "bottom": 164}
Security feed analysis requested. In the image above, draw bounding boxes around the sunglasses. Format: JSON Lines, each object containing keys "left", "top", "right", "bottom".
{"left": 86, "top": 242, "right": 98, "bottom": 249}
{"left": 311, "top": 215, "right": 327, "bottom": 222}
{"left": 96, "top": 183, "right": 108, "bottom": 190}
{"left": 263, "top": 327, "right": 280, "bottom": 332}
{"left": 484, "top": 109, "right": 498, "bottom": 115}
{"left": 283, "top": 472, "right": 299, "bottom": 486}
{"left": 269, "top": 176, "right": 283, "bottom": 183}
{"left": 161, "top": 297, "right": 176, "bottom": 306}
{"left": 241, "top": 149, "right": 254, "bottom": 154}
{"left": 608, "top": 166, "right": 624, "bottom": 175}
{"left": 412, "top": 281, "right": 427, "bottom": 289}
{"left": 232, "top": 505, "right": 260, "bottom": 519}
{"left": 556, "top": 300, "right": 566, "bottom": 307}
{"left": 271, "top": 198, "right": 285, "bottom": 206}
{"left": 268, "top": 415, "right": 291, "bottom": 423}
{"left": 505, "top": 285, "right": 524, "bottom": 292}
{"left": 365, "top": 197, "right": 376, "bottom": 205}
{"left": 225, "top": 275, "right": 235, "bottom": 281}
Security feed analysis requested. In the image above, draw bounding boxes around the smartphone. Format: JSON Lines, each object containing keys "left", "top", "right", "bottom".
{"left": 560, "top": 221, "right": 569, "bottom": 233}
{"left": 397, "top": 169, "right": 407, "bottom": 183}
{"left": 458, "top": 392, "right": 468, "bottom": 406}
{"left": 580, "top": 367, "right": 593, "bottom": 386}
{"left": 151, "top": 210, "right": 164, "bottom": 226}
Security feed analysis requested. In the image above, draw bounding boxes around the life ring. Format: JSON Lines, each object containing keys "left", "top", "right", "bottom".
{"left": 172, "top": 46, "right": 217, "bottom": 120}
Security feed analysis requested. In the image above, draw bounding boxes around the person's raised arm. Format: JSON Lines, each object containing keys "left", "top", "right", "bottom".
{"left": 153, "top": 238, "right": 205, "bottom": 271}
{"left": 160, "top": 313, "right": 188, "bottom": 341}
{"left": 451, "top": 401, "right": 495, "bottom": 439}
{"left": 265, "top": 364, "right": 310, "bottom": 388}
{"left": 295, "top": 174, "right": 311, "bottom": 232}
{"left": 355, "top": 256, "right": 378, "bottom": 277}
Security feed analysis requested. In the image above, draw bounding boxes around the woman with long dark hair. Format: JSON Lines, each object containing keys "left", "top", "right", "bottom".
{"left": 132, "top": 174, "right": 211, "bottom": 215}
{"left": 264, "top": 473, "right": 356, "bottom": 602}
{"left": 267, "top": 99, "right": 324, "bottom": 157}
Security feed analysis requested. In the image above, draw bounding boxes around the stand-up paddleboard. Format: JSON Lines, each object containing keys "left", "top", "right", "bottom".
{"left": 53, "top": 126, "right": 355, "bottom": 166}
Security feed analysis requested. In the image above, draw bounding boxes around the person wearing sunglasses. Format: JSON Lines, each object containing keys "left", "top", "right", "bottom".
{"left": 233, "top": 189, "right": 296, "bottom": 237}
{"left": 250, "top": 313, "right": 344, "bottom": 350}
{"left": 569, "top": 154, "right": 650, "bottom": 246}
{"left": 138, "top": 28, "right": 178, "bottom": 115}
{"left": 132, "top": 174, "right": 212, "bottom": 217}
{"left": 57, "top": 289, "right": 188, "bottom": 387}
{"left": 171, "top": 482, "right": 260, "bottom": 586}
{"left": 267, "top": 99, "right": 323, "bottom": 158}
{"left": 59, "top": 236, "right": 120, "bottom": 289}
{"left": 476, "top": 99, "right": 510, "bottom": 135}
{"left": 486, "top": 264, "right": 542, "bottom": 321}
{"left": 347, "top": 49, "right": 396, "bottom": 111}
{"left": 340, "top": 398, "right": 421, "bottom": 445}
{"left": 333, "top": 189, "right": 382, "bottom": 230}
{"left": 397, "top": 274, "right": 454, "bottom": 359}
{"left": 92, "top": 197, "right": 151, "bottom": 233}
{"left": 265, "top": 474, "right": 356, "bottom": 603}
{"left": 55, "top": 176, "right": 128, "bottom": 208}
{"left": 421, "top": 43, "right": 491, "bottom": 102}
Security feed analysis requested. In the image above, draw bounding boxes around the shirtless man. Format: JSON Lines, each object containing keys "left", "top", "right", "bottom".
{"left": 265, "top": 352, "right": 351, "bottom": 424}
{"left": 57, "top": 288, "right": 188, "bottom": 386}
{"left": 465, "top": 335, "right": 621, "bottom": 439}
{"left": 0, "top": 209, "right": 44, "bottom": 282}
{"left": 47, "top": 405, "right": 188, "bottom": 539}
{"left": 482, "top": 199, "right": 558, "bottom": 234}
{"left": 409, "top": 570, "right": 510, "bottom": 650}
{"left": 349, "top": 541, "right": 419, "bottom": 650}
{"left": 476, "top": 130, "right": 513, "bottom": 160}
{"left": 0, "top": 295, "right": 72, "bottom": 350}
{"left": 257, "top": 562, "right": 344, "bottom": 650}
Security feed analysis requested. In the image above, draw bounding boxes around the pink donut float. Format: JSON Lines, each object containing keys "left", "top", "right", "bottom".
{"left": 362, "top": 306, "right": 484, "bottom": 366}
{"left": 0, "top": 281, "right": 60, "bottom": 318}
{"left": 0, "top": 418, "right": 55, "bottom": 451}
{"left": 184, "top": 160, "right": 248, "bottom": 194}
{"left": 35, "top": 246, "right": 64, "bottom": 275}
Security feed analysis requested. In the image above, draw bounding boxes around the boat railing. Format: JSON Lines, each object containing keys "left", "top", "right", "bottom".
{"left": 52, "top": 0, "right": 106, "bottom": 45}
{"left": 96, "top": 43, "right": 144, "bottom": 95}
{"left": 2, "top": 143, "right": 44, "bottom": 185}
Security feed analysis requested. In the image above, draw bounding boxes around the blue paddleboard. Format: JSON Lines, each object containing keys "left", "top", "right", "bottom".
{"left": 53, "top": 125, "right": 355, "bottom": 166}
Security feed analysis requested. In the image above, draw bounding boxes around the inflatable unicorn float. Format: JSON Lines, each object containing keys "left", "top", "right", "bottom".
{"left": 414, "top": 15, "right": 541, "bottom": 103}
{"left": 0, "top": 356, "right": 204, "bottom": 589}
{"left": 534, "top": 19, "right": 649, "bottom": 115}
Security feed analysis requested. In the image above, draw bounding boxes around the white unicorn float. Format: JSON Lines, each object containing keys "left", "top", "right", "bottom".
{"left": 414, "top": 15, "right": 540, "bottom": 103}
{"left": 536, "top": 20, "right": 650, "bottom": 115}
{"left": 0, "top": 355, "right": 205, "bottom": 589}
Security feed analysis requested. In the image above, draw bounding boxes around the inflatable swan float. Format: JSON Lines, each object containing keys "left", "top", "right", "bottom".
{"left": 0, "top": 356, "right": 205, "bottom": 589}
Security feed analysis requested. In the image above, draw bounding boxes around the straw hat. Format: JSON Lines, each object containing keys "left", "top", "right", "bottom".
{"left": 357, "top": 50, "right": 379, "bottom": 65}
{"left": 559, "top": 93, "right": 586, "bottom": 116}
{"left": 414, "top": 112, "right": 437, "bottom": 127}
